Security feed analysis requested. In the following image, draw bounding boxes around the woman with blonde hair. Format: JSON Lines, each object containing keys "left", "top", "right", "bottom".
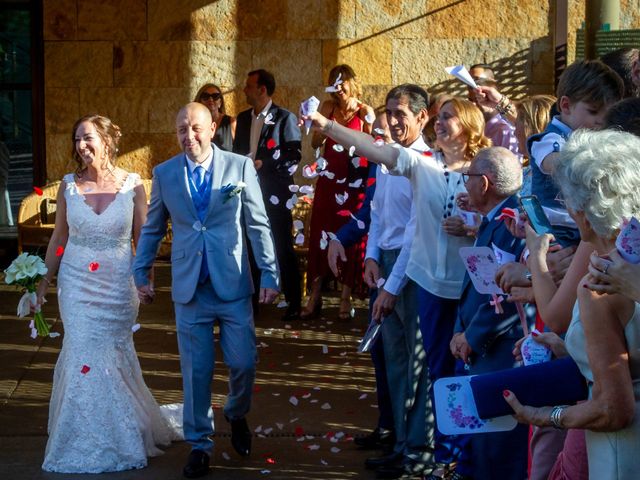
{"left": 303, "top": 64, "right": 375, "bottom": 320}
{"left": 514, "top": 95, "right": 556, "bottom": 195}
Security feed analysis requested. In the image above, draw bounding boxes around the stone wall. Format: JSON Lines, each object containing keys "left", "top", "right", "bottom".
{"left": 42, "top": 0, "right": 639, "bottom": 181}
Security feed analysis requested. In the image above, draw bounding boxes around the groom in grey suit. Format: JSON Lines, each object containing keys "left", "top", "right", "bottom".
{"left": 133, "top": 102, "right": 279, "bottom": 478}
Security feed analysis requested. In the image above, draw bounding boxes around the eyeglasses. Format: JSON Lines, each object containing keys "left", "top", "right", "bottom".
{"left": 462, "top": 172, "right": 494, "bottom": 185}
{"left": 200, "top": 92, "right": 221, "bottom": 101}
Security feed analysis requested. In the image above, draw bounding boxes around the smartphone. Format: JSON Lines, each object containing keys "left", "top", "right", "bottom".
{"left": 519, "top": 195, "right": 553, "bottom": 235}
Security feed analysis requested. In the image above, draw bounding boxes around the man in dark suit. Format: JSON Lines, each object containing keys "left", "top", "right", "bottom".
{"left": 233, "top": 69, "right": 302, "bottom": 321}
{"left": 449, "top": 147, "right": 528, "bottom": 480}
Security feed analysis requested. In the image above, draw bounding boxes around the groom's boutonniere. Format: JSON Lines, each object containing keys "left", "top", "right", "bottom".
{"left": 221, "top": 182, "right": 247, "bottom": 203}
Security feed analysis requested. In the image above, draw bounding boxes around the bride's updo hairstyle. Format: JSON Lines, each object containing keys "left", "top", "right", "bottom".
{"left": 71, "top": 114, "right": 122, "bottom": 175}
{"left": 554, "top": 129, "right": 640, "bottom": 239}
{"left": 438, "top": 97, "right": 492, "bottom": 163}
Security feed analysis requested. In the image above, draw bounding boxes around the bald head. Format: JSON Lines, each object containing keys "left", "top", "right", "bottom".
{"left": 176, "top": 102, "right": 215, "bottom": 163}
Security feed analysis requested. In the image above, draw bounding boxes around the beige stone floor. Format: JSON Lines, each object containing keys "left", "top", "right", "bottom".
{"left": 0, "top": 265, "right": 382, "bottom": 480}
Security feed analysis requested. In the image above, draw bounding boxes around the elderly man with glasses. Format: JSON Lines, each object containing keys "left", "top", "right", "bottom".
{"left": 450, "top": 146, "right": 529, "bottom": 480}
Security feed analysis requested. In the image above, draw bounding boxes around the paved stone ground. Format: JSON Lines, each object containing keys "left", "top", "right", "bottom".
{"left": 0, "top": 265, "right": 384, "bottom": 479}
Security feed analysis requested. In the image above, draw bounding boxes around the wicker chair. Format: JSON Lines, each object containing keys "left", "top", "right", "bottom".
{"left": 17, "top": 179, "right": 172, "bottom": 259}
{"left": 17, "top": 181, "right": 60, "bottom": 253}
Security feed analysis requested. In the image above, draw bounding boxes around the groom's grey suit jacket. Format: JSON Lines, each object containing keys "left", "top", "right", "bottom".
{"left": 133, "top": 145, "right": 279, "bottom": 304}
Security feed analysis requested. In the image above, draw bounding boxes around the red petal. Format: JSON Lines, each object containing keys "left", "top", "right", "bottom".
{"left": 253, "top": 385, "right": 262, "bottom": 393}
{"left": 336, "top": 210, "right": 351, "bottom": 216}
{"left": 267, "top": 139, "right": 276, "bottom": 149}
{"left": 294, "top": 426, "right": 304, "bottom": 437}
{"left": 357, "top": 193, "right": 365, "bottom": 200}
{"left": 358, "top": 157, "right": 368, "bottom": 168}
{"left": 266, "top": 458, "right": 276, "bottom": 464}
{"left": 422, "top": 150, "right": 433, "bottom": 156}
{"left": 33, "top": 186, "right": 43, "bottom": 196}
{"left": 80, "top": 365, "right": 90, "bottom": 374}
{"left": 55, "top": 246, "right": 65, "bottom": 257}
{"left": 366, "top": 178, "right": 376, "bottom": 187}
{"left": 88, "top": 262, "right": 100, "bottom": 271}
{"left": 300, "top": 195, "right": 313, "bottom": 204}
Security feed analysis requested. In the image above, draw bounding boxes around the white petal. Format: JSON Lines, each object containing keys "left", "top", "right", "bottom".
{"left": 288, "top": 184, "right": 300, "bottom": 192}
{"left": 272, "top": 149, "right": 280, "bottom": 159}
{"left": 336, "top": 177, "right": 346, "bottom": 184}
{"left": 293, "top": 219, "right": 304, "bottom": 231}
{"left": 322, "top": 345, "right": 329, "bottom": 354}
{"left": 330, "top": 447, "right": 340, "bottom": 453}
{"left": 332, "top": 144, "right": 344, "bottom": 153}
{"left": 351, "top": 157, "right": 361, "bottom": 168}
{"left": 364, "top": 112, "right": 376, "bottom": 124}
{"left": 315, "top": 148, "right": 321, "bottom": 159}
{"left": 277, "top": 300, "right": 288, "bottom": 308}
{"left": 316, "top": 157, "right": 327, "bottom": 170}
{"left": 299, "top": 185, "right": 314, "bottom": 195}
{"left": 357, "top": 220, "right": 365, "bottom": 230}
{"left": 321, "top": 171, "right": 335, "bottom": 180}
{"left": 380, "top": 164, "right": 389, "bottom": 174}
{"left": 376, "top": 277, "right": 386, "bottom": 288}
{"left": 321, "top": 402, "right": 331, "bottom": 410}
{"left": 359, "top": 393, "right": 368, "bottom": 400}
{"left": 348, "top": 146, "right": 356, "bottom": 156}
{"left": 302, "top": 165, "right": 318, "bottom": 179}
{"left": 132, "top": 323, "right": 141, "bottom": 332}
{"left": 289, "top": 396, "right": 299, "bottom": 406}
{"left": 374, "top": 138, "right": 385, "bottom": 147}
{"left": 320, "top": 238, "right": 328, "bottom": 250}
{"left": 308, "top": 444, "right": 320, "bottom": 451}
{"left": 348, "top": 179, "right": 362, "bottom": 188}
{"left": 17, "top": 292, "right": 35, "bottom": 318}
{"left": 222, "top": 452, "right": 231, "bottom": 461}
{"left": 327, "top": 232, "right": 337, "bottom": 241}
{"left": 288, "top": 165, "right": 298, "bottom": 175}
{"left": 373, "top": 127, "right": 385, "bottom": 135}
{"left": 269, "top": 195, "right": 279, "bottom": 205}
{"left": 295, "top": 233, "right": 304, "bottom": 245}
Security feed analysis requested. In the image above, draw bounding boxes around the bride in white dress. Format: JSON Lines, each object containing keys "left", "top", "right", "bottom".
{"left": 35, "top": 114, "right": 176, "bottom": 473}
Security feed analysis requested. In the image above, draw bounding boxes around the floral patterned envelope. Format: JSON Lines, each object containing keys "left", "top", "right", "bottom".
{"left": 434, "top": 375, "right": 517, "bottom": 435}
{"left": 459, "top": 246, "right": 504, "bottom": 295}
{"left": 616, "top": 217, "right": 640, "bottom": 264}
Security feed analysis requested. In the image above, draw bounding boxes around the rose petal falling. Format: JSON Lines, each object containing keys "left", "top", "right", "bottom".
{"left": 272, "top": 149, "right": 280, "bottom": 160}
{"left": 266, "top": 139, "right": 276, "bottom": 150}
{"left": 293, "top": 219, "right": 304, "bottom": 231}
{"left": 422, "top": 150, "right": 434, "bottom": 156}
{"left": 88, "top": 262, "right": 100, "bottom": 272}
{"left": 374, "top": 136, "right": 384, "bottom": 147}
{"left": 285, "top": 194, "right": 298, "bottom": 210}
{"left": 364, "top": 112, "right": 375, "bottom": 124}
{"left": 289, "top": 396, "right": 299, "bottom": 406}
{"left": 335, "top": 192, "right": 348, "bottom": 205}
{"left": 332, "top": 144, "right": 344, "bottom": 153}
{"left": 269, "top": 195, "right": 279, "bottom": 205}
{"left": 351, "top": 158, "right": 360, "bottom": 168}
{"left": 33, "top": 186, "right": 43, "bottom": 196}
{"left": 316, "top": 157, "right": 328, "bottom": 170}
{"left": 81, "top": 365, "right": 90, "bottom": 374}
{"left": 55, "top": 246, "right": 64, "bottom": 257}
{"left": 320, "top": 170, "right": 335, "bottom": 179}
{"left": 302, "top": 165, "right": 318, "bottom": 179}
{"left": 295, "top": 233, "right": 304, "bottom": 245}
{"left": 349, "top": 179, "right": 362, "bottom": 188}
{"left": 320, "top": 237, "right": 328, "bottom": 250}
{"left": 288, "top": 165, "right": 298, "bottom": 175}
{"left": 299, "top": 185, "right": 314, "bottom": 195}
{"left": 358, "top": 156, "right": 368, "bottom": 167}
{"left": 288, "top": 184, "right": 300, "bottom": 193}
{"left": 376, "top": 277, "right": 386, "bottom": 288}
{"left": 348, "top": 145, "right": 356, "bottom": 156}
{"left": 359, "top": 393, "right": 368, "bottom": 400}
{"left": 381, "top": 164, "right": 389, "bottom": 174}
{"left": 336, "top": 177, "right": 346, "bottom": 184}
{"left": 366, "top": 177, "right": 376, "bottom": 187}
{"left": 337, "top": 210, "right": 350, "bottom": 216}
{"left": 373, "top": 127, "right": 385, "bottom": 135}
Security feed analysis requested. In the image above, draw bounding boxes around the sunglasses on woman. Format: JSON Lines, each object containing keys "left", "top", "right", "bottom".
{"left": 200, "top": 92, "right": 222, "bottom": 101}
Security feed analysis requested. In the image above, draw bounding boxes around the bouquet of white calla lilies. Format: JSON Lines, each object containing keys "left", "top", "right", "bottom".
{"left": 4, "top": 252, "right": 51, "bottom": 337}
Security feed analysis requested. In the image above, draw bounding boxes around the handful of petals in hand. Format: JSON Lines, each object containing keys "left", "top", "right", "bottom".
{"left": 4, "top": 252, "right": 50, "bottom": 337}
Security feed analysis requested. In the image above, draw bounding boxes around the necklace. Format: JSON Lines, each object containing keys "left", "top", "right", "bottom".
{"left": 441, "top": 161, "right": 461, "bottom": 219}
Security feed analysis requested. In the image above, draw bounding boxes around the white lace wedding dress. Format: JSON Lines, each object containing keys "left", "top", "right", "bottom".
{"left": 42, "top": 173, "right": 179, "bottom": 473}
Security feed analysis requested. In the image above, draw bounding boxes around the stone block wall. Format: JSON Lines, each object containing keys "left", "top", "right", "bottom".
{"left": 42, "top": 0, "right": 639, "bottom": 181}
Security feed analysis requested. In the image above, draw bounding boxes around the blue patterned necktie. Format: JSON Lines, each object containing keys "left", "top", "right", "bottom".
{"left": 194, "top": 165, "right": 206, "bottom": 194}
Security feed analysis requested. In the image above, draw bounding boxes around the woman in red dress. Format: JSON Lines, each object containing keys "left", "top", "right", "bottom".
{"left": 302, "top": 64, "right": 374, "bottom": 320}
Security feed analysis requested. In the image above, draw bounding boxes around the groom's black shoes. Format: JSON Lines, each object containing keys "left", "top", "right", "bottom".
{"left": 183, "top": 449, "right": 210, "bottom": 478}
{"left": 227, "top": 416, "right": 252, "bottom": 456}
